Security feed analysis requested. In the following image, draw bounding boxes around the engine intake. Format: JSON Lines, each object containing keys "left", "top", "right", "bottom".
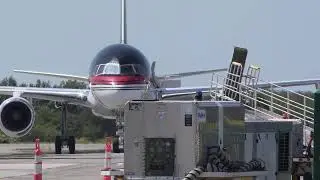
{"left": 0, "top": 97, "right": 35, "bottom": 137}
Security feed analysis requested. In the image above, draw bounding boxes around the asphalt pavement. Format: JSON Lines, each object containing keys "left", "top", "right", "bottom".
{"left": 0, "top": 143, "right": 123, "bottom": 179}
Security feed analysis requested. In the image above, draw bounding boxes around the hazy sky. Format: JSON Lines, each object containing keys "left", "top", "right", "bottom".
{"left": 0, "top": 0, "right": 319, "bottom": 89}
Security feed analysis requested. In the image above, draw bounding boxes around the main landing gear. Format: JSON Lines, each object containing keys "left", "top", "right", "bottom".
{"left": 112, "top": 121, "right": 124, "bottom": 153}
{"left": 112, "top": 110, "right": 124, "bottom": 153}
{"left": 54, "top": 103, "right": 76, "bottom": 154}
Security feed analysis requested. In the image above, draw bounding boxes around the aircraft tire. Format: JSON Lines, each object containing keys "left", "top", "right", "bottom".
{"left": 113, "top": 137, "right": 120, "bottom": 153}
{"left": 55, "top": 136, "right": 62, "bottom": 154}
{"left": 68, "top": 136, "right": 76, "bottom": 154}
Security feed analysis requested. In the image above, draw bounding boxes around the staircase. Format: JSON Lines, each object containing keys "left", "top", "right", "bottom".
{"left": 209, "top": 62, "right": 314, "bottom": 146}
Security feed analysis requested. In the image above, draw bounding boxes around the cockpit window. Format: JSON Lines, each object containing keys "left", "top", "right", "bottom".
{"left": 133, "top": 65, "right": 145, "bottom": 75}
{"left": 95, "top": 62, "right": 144, "bottom": 76}
{"left": 124, "top": 65, "right": 134, "bottom": 74}
{"left": 96, "top": 65, "right": 106, "bottom": 74}
{"left": 104, "top": 62, "right": 121, "bottom": 74}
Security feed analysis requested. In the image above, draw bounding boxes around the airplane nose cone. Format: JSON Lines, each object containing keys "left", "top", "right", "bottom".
{"left": 90, "top": 85, "right": 152, "bottom": 111}
{"left": 91, "top": 88, "right": 121, "bottom": 109}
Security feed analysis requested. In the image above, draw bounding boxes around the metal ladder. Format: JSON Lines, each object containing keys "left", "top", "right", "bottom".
{"left": 210, "top": 62, "right": 243, "bottom": 101}
{"left": 223, "top": 62, "right": 243, "bottom": 100}
{"left": 241, "top": 65, "right": 261, "bottom": 108}
{"left": 244, "top": 65, "right": 260, "bottom": 87}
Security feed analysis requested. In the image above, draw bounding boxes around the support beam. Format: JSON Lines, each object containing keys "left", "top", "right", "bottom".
{"left": 313, "top": 89, "right": 320, "bottom": 179}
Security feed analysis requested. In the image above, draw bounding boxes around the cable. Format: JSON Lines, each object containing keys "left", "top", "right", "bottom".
{"left": 205, "top": 146, "right": 266, "bottom": 172}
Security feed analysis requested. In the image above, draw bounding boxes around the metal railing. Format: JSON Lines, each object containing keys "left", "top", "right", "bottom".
{"left": 257, "top": 79, "right": 314, "bottom": 127}
{"left": 209, "top": 65, "right": 314, "bottom": 130}
{"left": 210, "top": 73, "right": 277, "bottom": 119}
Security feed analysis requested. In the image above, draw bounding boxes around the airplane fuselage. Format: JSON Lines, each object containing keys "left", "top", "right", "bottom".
{"left": 88, "top": 83, "right": 154, "bottom": 119}
{"left": 85, "top": 43, "right": 156, "bottom": 119}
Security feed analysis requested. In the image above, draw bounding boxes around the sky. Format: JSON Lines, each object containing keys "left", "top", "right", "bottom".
{"left": 0, "top": 0, "right": 319, "bottom": 90}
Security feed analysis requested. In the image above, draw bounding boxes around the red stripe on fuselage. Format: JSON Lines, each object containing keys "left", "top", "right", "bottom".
{"left": 90, "top": 75, "right": 148, "bottom": 85}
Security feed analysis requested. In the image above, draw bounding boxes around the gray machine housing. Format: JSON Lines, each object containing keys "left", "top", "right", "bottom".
{"left": 123, "top": 100, "right": 303, "bottom": 179}
{"left": 245, "top": 120, "right": 304, "bottom": 180}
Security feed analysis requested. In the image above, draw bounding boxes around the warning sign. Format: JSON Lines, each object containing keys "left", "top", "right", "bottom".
{"left": 197, "top": 109, "right": 206, "bottom": 122}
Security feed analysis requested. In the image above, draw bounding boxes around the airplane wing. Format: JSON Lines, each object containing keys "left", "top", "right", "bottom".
{"left": 161, "top": 78, "right": 320, "bottom": 98}
{"left": 256, "top": 78, "right": 320, "bottom": 88}
{"left": 157, "top": 68, "right": 227, "bottom": 80}
{"left": 13, "top": 70, "right": 88, "bottom": 82}
{"left": 160, "top": 86, "right": 221, "bottom": 99}
{"left": 0, "top": 86, "right": 91, "bottom": 107}
{"left": 10, "top": 69, "right": 320, "bottom": 101}
{"left": 13, "top": 68, "right": 227, "bottom": 82}
{"left": 161, "top": 86, "right": 218, "bottom": 96}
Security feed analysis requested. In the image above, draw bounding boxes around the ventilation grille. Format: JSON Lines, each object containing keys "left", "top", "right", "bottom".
{"left": 278, "top": 132, "right": 290, "bottom": 171}
{"left": 144, "top": 138, "right": 175, "bottom": 176}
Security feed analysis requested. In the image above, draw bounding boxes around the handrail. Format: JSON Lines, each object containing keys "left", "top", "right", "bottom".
{"left": 257, "top": 97, "right": 314, "bottom": 121}
{"left": 212, "top": 81, "right": 286, "bottom": 120}
{"left": 258, "top": 88, "right": 314, "bottom": 116}
{"left": 258, "top": 88, "right": 314, "bottom": 112}
{"left": 255, "top": 88, "right": 314, "bottom": 118}
{"left": 221, "top": 83, "right": 314, "bottom": 125}
{"left": 259, "top": 78, "right": 314, "bottom": 101}
{"left": 211, "top": 82, "right": 276, "bottom": 119}
{"left": 212, "top": 80, "right": 314, "bottom": 125}
{"left": 256, "top": 97, "right": 314, "bottom": 124}
{"left": 210, "top": 71, "right": 314, "bottom": 128}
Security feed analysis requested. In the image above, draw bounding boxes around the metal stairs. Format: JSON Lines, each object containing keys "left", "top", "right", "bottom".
{"left": 209, "top": 62, "right": 314, "bottom": 146}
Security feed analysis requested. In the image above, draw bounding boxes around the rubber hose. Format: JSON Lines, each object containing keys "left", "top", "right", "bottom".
{"left": 205, "top": 146, "right": 266, "bottom": 172}
{"left": 182, "top": 167, "right": 204, "bottom": 180}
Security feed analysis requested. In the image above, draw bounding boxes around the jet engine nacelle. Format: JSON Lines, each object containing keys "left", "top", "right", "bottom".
{"left": 0, "top": 97, "right": 35, "bottom": 137}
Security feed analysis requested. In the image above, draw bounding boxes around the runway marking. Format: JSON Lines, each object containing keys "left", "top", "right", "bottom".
{"left": 0, "top": 163, "right": 75, "bottom": 170}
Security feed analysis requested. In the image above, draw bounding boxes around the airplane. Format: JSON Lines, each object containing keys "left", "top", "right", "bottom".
{"left": 0, "top": 0, "right": 320, "bottom": 154}
{"left": 0, "top": 0, "right": 228, "bottom": 154}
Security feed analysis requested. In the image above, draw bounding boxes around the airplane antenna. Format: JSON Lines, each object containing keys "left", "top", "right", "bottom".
{"left": 120, "top": 0, "right": 127, "bottom": 44}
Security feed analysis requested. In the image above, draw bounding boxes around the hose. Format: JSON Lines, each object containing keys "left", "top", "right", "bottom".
{"left": 182, "top": 145, "right": 265, "bottom": 180}
{"left": 182, "top": 167, "right": 205, "bottom": 180}
{"left": 205, "top": 146, "right": 265, "bottom": 172}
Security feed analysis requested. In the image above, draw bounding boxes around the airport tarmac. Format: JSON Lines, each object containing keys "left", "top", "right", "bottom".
{"left": 0, "top": 143, "right": 123, "bottom": 179}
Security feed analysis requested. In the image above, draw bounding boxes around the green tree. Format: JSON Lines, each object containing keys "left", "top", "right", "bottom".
{"left": 0, "top": 76, "right": 17, "bottom": 86}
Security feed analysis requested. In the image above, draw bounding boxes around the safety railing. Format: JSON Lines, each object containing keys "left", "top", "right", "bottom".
{"left": 210, "top": 73, "right": 277, "bottom": 119}
{"left": 209, "top": 69, "right": 314, "bottom": 129}
{"left": 256, "top": 79, "right": 314, "bottom": 127}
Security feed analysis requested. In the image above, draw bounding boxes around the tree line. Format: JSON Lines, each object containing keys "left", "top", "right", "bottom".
{"left": 0, "top": 76, "right": 116, "bottom": 143}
